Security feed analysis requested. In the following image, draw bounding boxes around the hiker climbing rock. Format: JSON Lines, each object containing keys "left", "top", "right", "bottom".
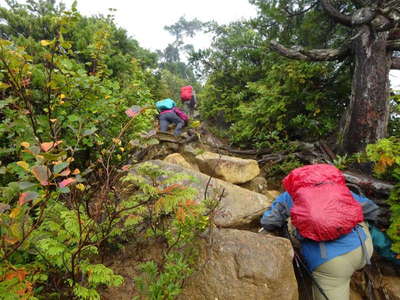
{"left": 180, "top": 85, "right": 196, "bottom": 117}
{"left": 155, "top": 98, "right": 189, "bottom": 136}
{"left": 260, "top": 164, "right": 380, "bottom": 300}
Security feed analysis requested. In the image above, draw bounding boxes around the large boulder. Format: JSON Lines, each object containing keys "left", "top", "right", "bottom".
{"left": 239, "top": 176, "right": 269, "bottom": 193}
{"left": 163, "top": 153, "right": 199, "bottom": 171}
{"left": 266, "top": 190, "right": 281, "bottom": 199}
{"left": 133, "top": 160, "right": 273, "bottom": 228}
{"left": 195, "top": 151, "right": 260, "bottom": 184}
{"left": 179, "top": 228, "right": 298, "bottom": 300}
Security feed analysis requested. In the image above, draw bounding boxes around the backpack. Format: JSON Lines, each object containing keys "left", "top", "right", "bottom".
{"left": 283, "top": 164, "right": 364, "bottom": 242}
{"left": 173, "top": 107, "right": 189, "bottom": 123}
{"left": 156, "top": 98, "right": 176, "bottom": 111}
{"left": 180, "top": 86, "right": 193, "bottom": 102}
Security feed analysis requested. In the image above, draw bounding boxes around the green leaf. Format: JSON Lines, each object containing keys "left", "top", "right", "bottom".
{"left": 53, "top": 162, "right": 69, "bottom": 174}
{"left": 19, "top": 191, "right": 39, "bottom": 205}
{"left": 68, "top": 115, "right": 80, "bottom": 122}
{"left": 0, "top": 98, "right": 15, "bottom": 109}
{"left": 61, "top": 41, "right": 72, "bottom": 49}
{"left": 31, "top": 165, "right": 50, "bottom": 186}
{"left": 18, "top": 182, "right": 37, "bottom": 190}
{"left": 82, "top": 127, "right": 97, "bottom": 136}
{"left": 58, "top": 187, "right": 70, "bottom": 193}
{"left": 41, "top": 151, "right": 67, "bottom": 161}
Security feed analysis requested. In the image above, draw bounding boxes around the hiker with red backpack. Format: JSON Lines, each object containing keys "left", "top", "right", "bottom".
{"left": 260, "top": 164, "right": 380, "bottom": 300}
{"left": 155, "top": 98, "right": 189, "bottom": 136}
{"left": 180, "top": 85, "right": 196, "bottom": 117}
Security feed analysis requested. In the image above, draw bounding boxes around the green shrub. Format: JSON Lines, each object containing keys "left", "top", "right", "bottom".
{"left": 122, "top": 162, "right": 209, "bottom": 300}
{"left": 0, "top": 7, "right": 158, "bottom": 299}
{"left": 365, "top": 137, "right": 400, "bottom": 254}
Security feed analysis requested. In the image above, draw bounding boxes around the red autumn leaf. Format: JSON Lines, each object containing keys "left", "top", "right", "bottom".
{"left": 40, "top": 140, "right": 63, "bottom": 152}
{"left": 4, "top": 236, "right": 18, "bottom": 244}
{"left": 16, "top": 288, "right": 26, "bottom": 296}
{"left": 59, "top": 168, "right": 71, "bottom": 176}
{"left": 121, "top": 164, "right": 131, "bottom": 171}
{"left": 18, "top": 192, "right": 39, "bottom": 205}
{"left": 5, "top": 269, "right": 28, "bottom": 282}
{"left": 158, "top": 184, "right": 183, "bottom": 195}
{"left": 16, "top": 281, "right": 34, "bottom": 297}
{"left": 31, "top": 165, "right": 50, "bottom": 186}
{"left": 59, "top": 178, "right": 76, "bottom": 188}
{"left": 26, "top": 281, "right": 33, "bottom": 293}
{"left": 176, "top": 207, "right": 186, "bottom": 223}
{"left": 5, "top": 272, "right": 17, "bottom": 281}
{"left": 21, "top": 78, "right": 30, "bottom": 87}
{"left": 125, "top": 108, "right": 139, "bottom": 118}
{"left": 16, "top": 270, "right": 28, "bottom": 282}
{"left": 185, "top": 199, "right": 196, "bottom": 207}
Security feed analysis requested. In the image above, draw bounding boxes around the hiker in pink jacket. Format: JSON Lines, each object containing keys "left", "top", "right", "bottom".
{"left": 155, "top": 98, "right": 188, "bottom": 136}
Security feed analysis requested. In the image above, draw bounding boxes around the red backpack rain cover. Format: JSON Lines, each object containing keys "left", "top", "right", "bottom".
{"left": 283, "top": 164, "right": 364, "bottom": 241}
{"left": 180, "top": 86, "right": 193, "bottom": 101}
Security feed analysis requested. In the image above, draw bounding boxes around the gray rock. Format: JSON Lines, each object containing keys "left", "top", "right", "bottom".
{"left": 179, "top": 228, "right": 298, "bottom": 300}
{"left": 133, "top": 160, "right": 273, "bottom": 228}
{"left": 163, "top": 153, "right": 199, "bottom": 170}
{"left": 239, "top": 176, "right": 269, "bottom": 193}
{"left": 195, "top": 151, "right": 260, "bottom": 184}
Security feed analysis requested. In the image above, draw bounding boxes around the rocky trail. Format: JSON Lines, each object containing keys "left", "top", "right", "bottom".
{"left": 102, "top": 127, "right": 400, "bottom": 300}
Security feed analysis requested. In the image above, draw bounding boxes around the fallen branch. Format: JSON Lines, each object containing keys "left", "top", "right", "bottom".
{"left": 217, "top": 146, "right": 271, "bottom": 156}
{"left": 258, "top": 152, "right": 291, "bottom": 164}
{"left": 343, "top": 171, "right": 394, "bottom": 196}
{"left": 318, "top": 141, "right": 337, "bottom": 162}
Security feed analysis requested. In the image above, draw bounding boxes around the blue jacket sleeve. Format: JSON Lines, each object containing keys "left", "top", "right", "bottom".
{"left": 351, "top": 192, "right": 380, "bottom": 223}
{"left": 260, "top": 192, "right": 292, "bottom": 231}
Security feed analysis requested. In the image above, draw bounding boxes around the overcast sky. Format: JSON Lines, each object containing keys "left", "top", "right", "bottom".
{"left": 391, "top": 71, "right": 400, "bottom": 89}
{"left": 64, "top": 0, "right": 258, "bottom": 51}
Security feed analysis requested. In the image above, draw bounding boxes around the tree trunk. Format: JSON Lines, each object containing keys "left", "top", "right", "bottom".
{"left": 339, "top": 26, "right": 392, "bottom": 153}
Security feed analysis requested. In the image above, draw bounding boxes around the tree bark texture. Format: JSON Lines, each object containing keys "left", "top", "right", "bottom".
{"left": 269, "top": 0, "right": 400, "bottom": 154}
{"left": 339, "top": 26, "right": 392, "bottom": 153}
{"left": 393, "top": 57, "right": 400, "bottom": 69}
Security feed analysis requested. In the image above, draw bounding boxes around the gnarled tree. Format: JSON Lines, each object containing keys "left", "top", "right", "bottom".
{"left": 270, "top": 0, "right": 400, "bottom": 153}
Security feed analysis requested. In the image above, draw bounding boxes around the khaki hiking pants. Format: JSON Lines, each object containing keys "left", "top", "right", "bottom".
{"left": 312, "top": 222, "right": 373, "bottom": 300}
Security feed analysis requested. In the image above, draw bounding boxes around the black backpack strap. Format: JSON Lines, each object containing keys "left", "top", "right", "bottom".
{"left": 283, "top": 223, "right": 330, "bottom": 300}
